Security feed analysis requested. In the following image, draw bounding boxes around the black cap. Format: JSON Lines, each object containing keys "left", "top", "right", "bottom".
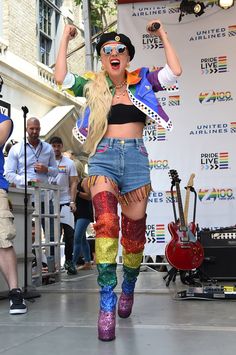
{"left": 96, "top": 32, "right": 135, "bottom": 61}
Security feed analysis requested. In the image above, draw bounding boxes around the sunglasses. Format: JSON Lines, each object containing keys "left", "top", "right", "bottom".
{"left": 102, "top": 44, "right": 127, "bottom": 55}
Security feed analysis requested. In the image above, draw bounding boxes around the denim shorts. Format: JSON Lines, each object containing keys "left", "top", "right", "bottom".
{"left": 88, "top": 138, "right": 151, "bottom": 195}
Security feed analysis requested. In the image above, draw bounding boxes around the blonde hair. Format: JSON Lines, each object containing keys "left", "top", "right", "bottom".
{"left": 82, "top": 71, "right": 112, "bottom": 156}
{"left": 63, "top": 149, "right": 75, "bottom": 160}
{"left": 74, "top": 159, "right": 87, "bottom": 179}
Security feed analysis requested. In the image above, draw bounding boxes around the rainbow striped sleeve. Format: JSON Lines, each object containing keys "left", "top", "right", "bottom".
{"left": 67, "top": 71, "right": 95, "bottom": 97}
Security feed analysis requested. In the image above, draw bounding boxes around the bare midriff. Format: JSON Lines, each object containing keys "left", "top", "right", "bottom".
{"left": 104, "top": 122, "right": 144, "bottom": 139}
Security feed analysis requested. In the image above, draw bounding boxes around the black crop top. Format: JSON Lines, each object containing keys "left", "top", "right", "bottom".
{"left": 107, "top": 104, "right": 146, "bottom": 125}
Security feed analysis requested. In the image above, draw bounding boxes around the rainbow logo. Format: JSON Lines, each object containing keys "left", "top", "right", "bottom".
{"left": 228, "top": 25, "right": 236, "bottom": 37}
{"left": 201, "top": 56, "right": 227, "bottom": 74}
{"left": 230, "top": 122, "right": 236, "bottom": 133}
{"left": 165, "top": 190, "right": 177, "bottom": 203}
{"left": 198, "top": 189, "right": 219, "bottom": 202}
{"left": 200, "top": 151, "right": 229, "bottom": 170}
{"left": 149, "top": 160, "right": 169, "bottom": 170}
{"left": 199, "top": 90, "right": 232, "bottom": 104}
{"left": 199, "top": 92, "right": 207, "bottom": 103}
{"left": 168, "top": 5, "right": 180, "bottom": 13}
{"left": 169, "top": 95, "right": 180, "bottom": 106}
{"left": 219, "top": 152, "right": 229, "bottom": 169}
{"left": 155, "top": 224, "right": 165, "bottom": 243}
{"left": 58, "top": 165, "right": 67, "bottom": 173}
{"left": 218, "top": 56, "right": 227, "bottom": 73}
{"left": 157, "top": 125, "right": 166, "bottom": 141}
{"left": 198, "top": 92, "right": 217, "bottom": 103}
{"left": 198, "top": 188, "right": 234, "bottom": 203}
{"left": 144, "top": 124, "right": 166, "bottom": 143}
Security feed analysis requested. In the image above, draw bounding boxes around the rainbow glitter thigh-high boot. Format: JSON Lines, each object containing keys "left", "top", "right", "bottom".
{"left": 93, "top": 191, "right": 120, "bottom": 341}
{"left": 118, "top": 213, "right": 147, "bottom": 319}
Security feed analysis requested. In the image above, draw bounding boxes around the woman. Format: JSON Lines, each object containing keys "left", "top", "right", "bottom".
{"left": 55, "top": 20, "right": 182, "bottom": 341}
{"left": 70, "top": 160, "right": 93, "bottom": 274}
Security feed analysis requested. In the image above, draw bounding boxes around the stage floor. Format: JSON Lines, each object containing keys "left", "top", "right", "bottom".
{"left": 0, "top": 266, "right": 236, "bottom": 355}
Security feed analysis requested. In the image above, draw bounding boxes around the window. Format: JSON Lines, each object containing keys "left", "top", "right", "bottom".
{"left": 38, "top": 0, "right": 63, "bottom": 66}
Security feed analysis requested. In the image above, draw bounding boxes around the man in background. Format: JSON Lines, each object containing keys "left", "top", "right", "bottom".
{"left": 0, "top": 113, "right": 27, "bottom": 314}
{"left": 49, "top": 136, "right": 78, "bottom": 275}
{"left": 5, "top": 117, "right": 58, "bottom": 187}
{"left": 4, "top": 117, "right": 59, "bottom": 273}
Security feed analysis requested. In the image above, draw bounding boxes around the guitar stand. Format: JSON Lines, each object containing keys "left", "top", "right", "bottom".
{"left": 163, "top": 267, "right": 178, "bottom": 286}
{"left": 192, "top": 267, "right": 218, "bottom": 284}
{"left": 163, "top": 268, "right": 202, "bottom": 287}
{"left": 170, "top": 182, "right": 197, "bottom": 227}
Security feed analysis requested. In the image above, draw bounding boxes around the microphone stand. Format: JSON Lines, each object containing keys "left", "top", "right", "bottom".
{"left": 21, "top": 106, "right": 40, "bottom": 299}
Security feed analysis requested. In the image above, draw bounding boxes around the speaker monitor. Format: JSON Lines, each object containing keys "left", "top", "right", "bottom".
{"left": 198, "top": 230, "right": 236, "bottom": 280}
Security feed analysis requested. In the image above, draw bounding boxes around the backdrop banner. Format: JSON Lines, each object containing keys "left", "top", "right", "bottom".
{"left": 118, "top": 1, "right": 236, "bottom": 256}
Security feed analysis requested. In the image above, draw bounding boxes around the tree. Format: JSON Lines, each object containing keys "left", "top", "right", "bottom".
{"left": 74, "top": 0, "right": 117, "bottom": 30}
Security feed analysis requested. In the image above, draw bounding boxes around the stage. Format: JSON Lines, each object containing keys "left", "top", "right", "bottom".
{"left": 0, "top": 267, "right": 236, "bottom": 355}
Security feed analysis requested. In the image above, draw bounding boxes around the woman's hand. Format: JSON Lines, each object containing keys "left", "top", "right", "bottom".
{"left": 63, "top": 24, "right": 78, "bottom": 41}
{"left": 70, "top": 201, "right": 77, "bottom": 213}
{"left": 146, "top": 20, "right": 182, "bottom": 77}
{"left": 146, "top": 20, "right": 166, "bottom": 39}
{"left": 54, "top": 24, "right": 77, "bottom": 83}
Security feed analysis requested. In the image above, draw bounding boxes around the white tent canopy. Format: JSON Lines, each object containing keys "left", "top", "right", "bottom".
{"left": 10, "top": 105, "right": 83, "bottom": 154}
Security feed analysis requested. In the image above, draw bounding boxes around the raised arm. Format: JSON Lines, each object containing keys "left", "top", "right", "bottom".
{"left": 146, "top": 20, "right": 182, "bottom": 77}
{"left": 54, "top": 24, "right": 77, "bottom": 84}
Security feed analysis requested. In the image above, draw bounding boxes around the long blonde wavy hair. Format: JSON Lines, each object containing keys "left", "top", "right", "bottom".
{"left": 73, "top": 159, "right": 87, "bottom": 179}
{"left": 82, "top": 71, "right": 112, "bottom": 156}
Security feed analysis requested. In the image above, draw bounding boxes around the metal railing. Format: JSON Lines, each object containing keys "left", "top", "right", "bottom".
{"left": 31, "top": 182, "right": 61, "bottom": 286}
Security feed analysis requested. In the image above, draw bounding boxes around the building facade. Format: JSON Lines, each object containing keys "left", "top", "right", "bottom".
{"left": 0, "top": 0, "right": 92, "bottom": 154}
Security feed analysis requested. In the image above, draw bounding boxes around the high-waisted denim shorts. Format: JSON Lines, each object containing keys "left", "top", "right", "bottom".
{"left": 88, "top": 138, "right": 151, "bottom": 195}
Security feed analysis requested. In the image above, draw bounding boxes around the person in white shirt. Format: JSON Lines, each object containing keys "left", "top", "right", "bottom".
{"left": 4, "top": 117, "right": 58, "bottom": 186}
{"left": 4, "top": 117, "right": 59, "bottom": 256}
{"left": 49, "top": 136, "right": 78, "bottom": 274}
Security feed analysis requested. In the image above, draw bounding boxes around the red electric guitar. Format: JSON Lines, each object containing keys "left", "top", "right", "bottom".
{"left": 165, "top": 170, "right": 204, "bottom": 271}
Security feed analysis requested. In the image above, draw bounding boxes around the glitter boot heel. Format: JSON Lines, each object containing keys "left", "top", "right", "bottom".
{"left": 98, "top": 310, "right": 116, "bottom": 341}
{"left": 118, "top": 292, "right": 134, "bottom": 318}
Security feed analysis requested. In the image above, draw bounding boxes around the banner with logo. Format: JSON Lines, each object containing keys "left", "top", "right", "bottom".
{"left": 0, "top": 99, "right": 11, "bottom": 117}
{"left": 118, "top": 1, "right": 236, "bottom": 256}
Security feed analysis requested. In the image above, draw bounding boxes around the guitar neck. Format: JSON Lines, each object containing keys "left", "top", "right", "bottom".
{"left": 184, "top": 189, "right": 190, "bottom": 225}
{"left": 175, "top": 182, "right": 186, "bottom": 229}
{"left": 184, "top": 174, "right": 195, "bottom": 226}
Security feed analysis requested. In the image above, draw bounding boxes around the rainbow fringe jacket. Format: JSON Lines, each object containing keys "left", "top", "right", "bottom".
{"left": 68, "top": 67, "right": 174, "bottom": 144}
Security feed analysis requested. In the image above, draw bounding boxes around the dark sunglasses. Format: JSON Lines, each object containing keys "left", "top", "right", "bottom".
{"left": 102, "top": 44, "right": 127, "bottom": 55}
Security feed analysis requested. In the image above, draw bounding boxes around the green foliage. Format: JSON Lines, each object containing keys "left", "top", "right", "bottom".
{"left": 74, "top": 0, "right": 117, "bottom": 30}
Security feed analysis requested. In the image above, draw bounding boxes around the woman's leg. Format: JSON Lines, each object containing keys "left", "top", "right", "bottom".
{"left": 81, "top": 232, "right": 92, "bottom": 263}
{"left": 62, "top": 222, "right": 77, "bottom": 275}
{"left": 118, "top": 196, "right": 148, "bottom": 318}
{"left": 73, "top": 218, "right": 87, "bottom": 265}
{"left": 90, "top": 179, "right": 119, "bottom": 341}
{"left": 78, "top": 223, "right": 92, "bottom": 269}
{"left": 72, "top": 218, "right": 91, "bottom": 266}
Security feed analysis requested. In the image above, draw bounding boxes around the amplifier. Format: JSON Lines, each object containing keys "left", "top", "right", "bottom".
{"left": 198, "top": 228, "right": 236, "bottom": 280}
